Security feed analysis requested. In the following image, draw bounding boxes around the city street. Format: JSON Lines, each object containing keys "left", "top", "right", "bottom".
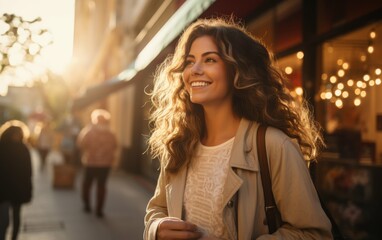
{"left": 12, "top": 149, "right": 155, "bottom": 240}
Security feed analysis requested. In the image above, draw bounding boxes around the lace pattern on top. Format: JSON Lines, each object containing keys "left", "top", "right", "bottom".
{"left": 184, "top": 137, "right": 234, "bottom": 239}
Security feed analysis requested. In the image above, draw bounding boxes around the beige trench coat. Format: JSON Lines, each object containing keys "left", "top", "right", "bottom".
{"left": 144, "top": 119, "right": 333, "bottom": 240}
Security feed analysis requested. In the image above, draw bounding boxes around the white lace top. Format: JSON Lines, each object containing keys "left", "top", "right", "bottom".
{"left": 184, "top": 137, "right": 235, "bottom": 239}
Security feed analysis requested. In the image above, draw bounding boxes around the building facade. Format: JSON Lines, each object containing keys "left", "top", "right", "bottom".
{"left": 71, "top": 1, "right": 382, "bottom": 238}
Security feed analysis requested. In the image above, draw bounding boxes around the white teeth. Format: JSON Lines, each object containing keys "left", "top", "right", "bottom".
{"left": 191, "top": 81, "right": 210, "bottom": 87}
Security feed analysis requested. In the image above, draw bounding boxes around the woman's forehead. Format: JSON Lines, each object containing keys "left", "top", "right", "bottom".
{"left": 188, "top": 36, "right": 218, "bottom": 54}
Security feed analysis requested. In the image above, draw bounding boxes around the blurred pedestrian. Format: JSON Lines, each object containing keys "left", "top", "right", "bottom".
{"left": 36, "top": 121, "right": 54, "bottom": 170}
{"left": 77, "top": 109, "right": 117, "bottom": 218}
{"left": 0, "top": 120, "right": 32, "bottom": 240}
{"left": 59, "top": 115, "right": 82, "bottom": 166}
{"left": 60, "top": 131, "right": 76, "bottom": 165}
{"left": 144, "top": 17, "right": 332, "bottom": 239}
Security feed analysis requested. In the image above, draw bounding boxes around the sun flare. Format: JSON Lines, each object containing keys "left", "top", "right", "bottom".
{"left": 0, "top": 0, "right": 75, "bottom": 74}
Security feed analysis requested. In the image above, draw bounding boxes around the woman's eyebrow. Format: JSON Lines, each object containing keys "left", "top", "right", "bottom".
{"left": 186, "top": 51, "right": 220, "bottom": 58}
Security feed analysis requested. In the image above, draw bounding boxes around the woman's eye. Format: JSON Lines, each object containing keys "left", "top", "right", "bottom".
{"left": 205, "top": 57, "right": 216, "bottom": 63}
{"left": 184, "top": 60, "right": 194, "bottom": 67}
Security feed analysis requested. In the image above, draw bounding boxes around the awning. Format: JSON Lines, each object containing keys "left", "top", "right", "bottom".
{"left": 71, "top": 0, "right": 216, "bottom": 111}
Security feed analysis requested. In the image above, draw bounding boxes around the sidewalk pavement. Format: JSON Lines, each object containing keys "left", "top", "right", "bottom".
{"left": 11, "top": 149, "right": 156, "bottom": 240}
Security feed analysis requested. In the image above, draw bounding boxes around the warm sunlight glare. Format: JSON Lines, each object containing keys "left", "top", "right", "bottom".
{"left": 0, "top": 0, "right": 75, "bottom": 74}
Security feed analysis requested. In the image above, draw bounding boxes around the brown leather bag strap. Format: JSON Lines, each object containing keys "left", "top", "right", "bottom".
{"left": 257, "top": 124, "right": 281, "bottom": 234}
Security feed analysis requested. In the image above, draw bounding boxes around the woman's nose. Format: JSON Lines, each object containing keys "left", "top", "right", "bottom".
{"left": 191, "top": 62, "right": 203, "bottom": 76}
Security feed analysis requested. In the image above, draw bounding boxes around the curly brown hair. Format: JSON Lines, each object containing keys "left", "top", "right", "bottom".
{"left": 148, "top": 17, "right": 324, "bottom": 173}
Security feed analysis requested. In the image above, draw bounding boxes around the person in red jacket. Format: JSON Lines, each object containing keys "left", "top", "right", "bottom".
{"left": 77, "top": 109, "right": 117, "bottom": 218}
{"left": 0, "top": 120, "right": 32, "bottom": 240}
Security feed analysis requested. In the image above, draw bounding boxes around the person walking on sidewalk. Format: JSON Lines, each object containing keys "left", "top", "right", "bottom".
{"left": 144, "top": 17, "right": 332, "bottom": 239}
{"left": 0, "top": 120, "right": 32, "bottom": 240}
{"left": 36, "top": 121, "right": 54, "bottom": 170}
{"left": 77, "top": 109, "right": 117, "bottom": 218}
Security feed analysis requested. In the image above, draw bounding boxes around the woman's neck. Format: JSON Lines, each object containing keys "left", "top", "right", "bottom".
{"left": 202, "top": 107, "right": 241, "bottom": 146}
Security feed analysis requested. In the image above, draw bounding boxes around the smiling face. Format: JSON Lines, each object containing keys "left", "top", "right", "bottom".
{"left": 182, "top": 35, "right": 233, "bottom": 108}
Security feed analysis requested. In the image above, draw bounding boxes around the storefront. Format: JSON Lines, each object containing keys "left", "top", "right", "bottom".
{"left": 243, "top": 1, "right": 382, "bottom": 239}
{"left": 315, "top": 9, "right": 382, "bottom": 240}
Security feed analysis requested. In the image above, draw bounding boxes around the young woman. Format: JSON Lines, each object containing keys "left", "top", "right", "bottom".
{"left": 144, "top": 17, "right": 333, "bottom": 240}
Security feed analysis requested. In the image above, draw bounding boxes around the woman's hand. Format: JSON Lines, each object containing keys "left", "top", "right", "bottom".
{"left": 157, "top": 217, "right": 202, "bottom": 239}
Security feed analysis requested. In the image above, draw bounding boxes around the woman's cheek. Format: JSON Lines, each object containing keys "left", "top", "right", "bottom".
{"left": 182, "top": 72, "right": 190, "bottom": 90}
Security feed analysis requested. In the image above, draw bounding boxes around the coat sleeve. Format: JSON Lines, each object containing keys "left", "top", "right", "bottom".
{"left": 257, "top": 128, "right": 333, "bottom": 240}
{"left": 143, "top": 166, "right": 170, "bottom": 240}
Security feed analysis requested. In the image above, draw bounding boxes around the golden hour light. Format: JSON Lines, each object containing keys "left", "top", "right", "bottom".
{"left": 0, "top": 0, "right": 75, "bottom": 75}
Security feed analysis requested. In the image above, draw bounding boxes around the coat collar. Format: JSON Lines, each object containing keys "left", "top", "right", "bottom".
{"left": 229, "top": 118, "right": 259, "bottom": 172}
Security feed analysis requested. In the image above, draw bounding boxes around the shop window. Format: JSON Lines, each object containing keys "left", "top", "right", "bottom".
{"left": 317, "top": 21, "right": 382, "bottom": 240}
{"left": 318, "top": 21, "right": 382, "bottom": 163}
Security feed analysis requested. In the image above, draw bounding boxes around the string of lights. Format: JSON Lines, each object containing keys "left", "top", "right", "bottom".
{"left": 318, "top": 27, "right": 381, "bottom": 109}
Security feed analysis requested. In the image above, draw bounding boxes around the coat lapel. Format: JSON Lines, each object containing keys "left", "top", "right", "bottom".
{"left": 230, "top": 119, "right": 261, "bottom": 239}
{"left": 230, "top": 119, "right": 259, "bottom": 171}
{"left": 166, "top": 166, "right": 187, "bottom": 218}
